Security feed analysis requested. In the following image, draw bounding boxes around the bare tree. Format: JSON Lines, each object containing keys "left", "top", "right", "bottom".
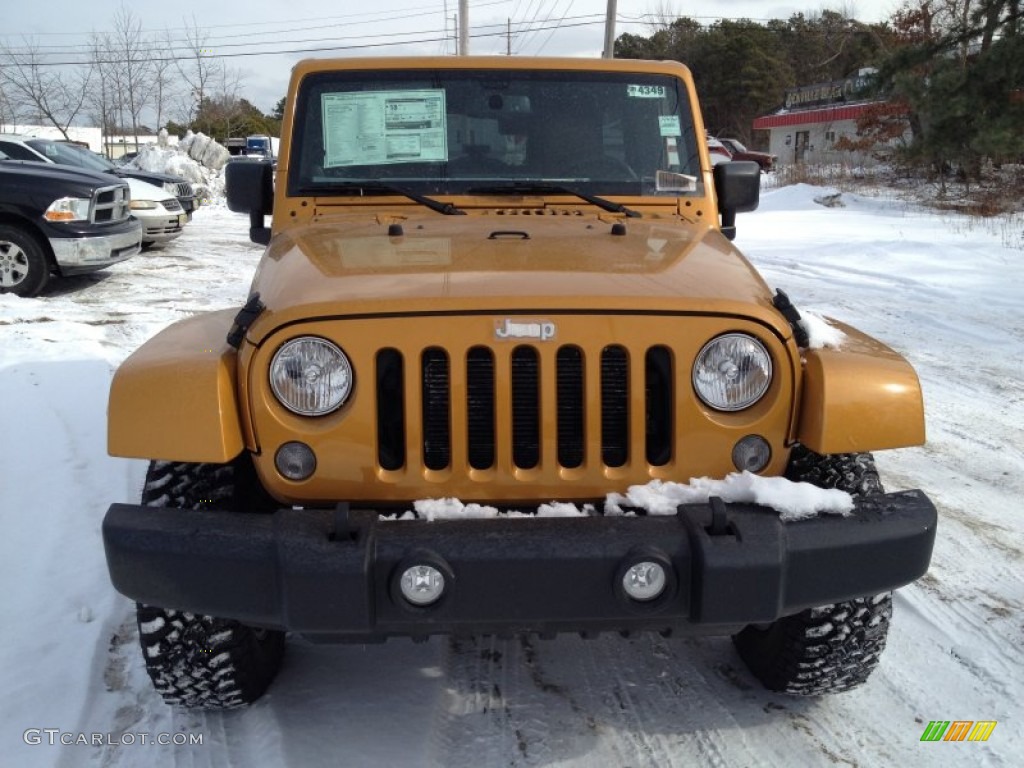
{"left": 86, "top": 33, "right": 118, "bottom": 155}
{"left": 172, "top": 16, "right": 221, "bottom": 132}
{"left": 110, "top": 6, "right": 154, "bottom": 148}
{"left": 212, "top": 64, "right": 245, "bottom": 139}
{"left": 0, "top": 39, "right": 92, "bottom": 137}
{"left": 646, "top": 1, "right": 686, "bottom": 31}
{"left": 151, "top": 51, "right": 177, "bottom": 131}
{"left": 0, "top": 84, "right": 18, "bottom": 130}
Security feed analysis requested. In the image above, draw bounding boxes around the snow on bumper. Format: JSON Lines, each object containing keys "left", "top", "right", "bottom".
{"left": 102, "top": 490, "right": 936, "bottom": 641}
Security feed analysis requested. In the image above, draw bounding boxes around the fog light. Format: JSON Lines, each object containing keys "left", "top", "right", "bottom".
{"left": 275, "top": 441, "right": 316, "bottom": 480}
{"left": 400, "top": 565, "right": 446, "bottom": 606}
{"left": 622, "top": 561, "right": 666, "bottom": 601}
{"left": 731, "top": 435, "right": 771, "bottom": 473}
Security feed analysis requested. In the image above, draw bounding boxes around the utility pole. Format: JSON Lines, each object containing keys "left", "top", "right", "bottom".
{"left": 602, "top": 0, "right": 617, "bottom": 58}
{"left": 459, "top": 0, "right": 469, "bottom": 56}
{"left": 507, "top": 18, "right": 511, "bottom": 55}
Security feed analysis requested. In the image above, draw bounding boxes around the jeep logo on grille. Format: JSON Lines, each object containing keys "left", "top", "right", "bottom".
{"left": 495, "top": 319, "right": 556, "bottom": 341}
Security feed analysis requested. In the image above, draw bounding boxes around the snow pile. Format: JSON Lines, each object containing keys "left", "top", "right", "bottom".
{"left": 131, "top": 133, "right": 228, "bottom": 202}
{"left": 606, "top": 472, "right": 854, "bottom": 521}
{"left": 799, "top": 310, "right": 846, "bottom": 349}
{"left": 406, "top": 498, "right": 598, "bottom": 521}
{"left": 133, "top": 145, "right": 199, "bottom": 183}
{"left": 179, "top": 130, "right": 231, "bottom": 171}
{"left": 813, "top": 191, "right": 845, "bottom": 208}
{"left": 404, "top": 473, "right": 853, "bottom": 523}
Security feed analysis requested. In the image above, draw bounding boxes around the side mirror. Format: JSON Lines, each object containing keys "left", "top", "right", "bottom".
{"left": 226, "top": 160, "right": 274, "bottom": 245}
{"left": 713, "top": 161, "right": 760, "bottom": 241}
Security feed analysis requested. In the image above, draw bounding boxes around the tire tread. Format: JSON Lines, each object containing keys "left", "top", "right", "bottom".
{"left": 136, "top": 459, "right": 285, "bottom": 710}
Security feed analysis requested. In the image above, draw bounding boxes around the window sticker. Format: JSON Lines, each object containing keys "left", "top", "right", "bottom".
{"left": 665, "top": 137, "right": 680, "bottom": 166}
{"left": 322, "top": 89, "right": 448, "bottom": 167}
{"left": 659, "top": 115, "right": 681, "bottom": 137}
{"left": 627, "top": 84, "right": 666, "bottom": 98}
{"left": 655, "top": 170, "right": 697, "bottom": 192}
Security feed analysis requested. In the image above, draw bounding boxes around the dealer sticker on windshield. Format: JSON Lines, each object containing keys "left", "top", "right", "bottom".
{"left": 627, "top": 84, "right": 666, "bottom": 98}
{"left": 322, "top": 89, "right": 448, "bottom": 168}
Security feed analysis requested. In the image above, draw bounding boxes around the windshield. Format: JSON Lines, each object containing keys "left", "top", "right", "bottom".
{"left": 27, "top": 139, "right": 116, "bottom": 172}
{"left": 290, "top": 68, "right": 702, "bottom": 198}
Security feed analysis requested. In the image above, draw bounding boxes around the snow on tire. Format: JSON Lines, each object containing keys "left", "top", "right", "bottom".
{"left": 136, "top": 459, "right": 285, "bottom": 710}
{"left": 733, "top": 447, "right": 893, "bottom": 696}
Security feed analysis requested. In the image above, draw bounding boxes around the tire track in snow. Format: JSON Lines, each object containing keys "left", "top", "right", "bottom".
{"left": 429, "top": 633, "right": 773, "bottom": 768}
{"left": 61, "top": 598, "right": 291, "bottom": 768}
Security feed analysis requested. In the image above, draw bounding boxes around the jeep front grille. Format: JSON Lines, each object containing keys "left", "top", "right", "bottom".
{"left": 92, "top": 185, "right": 130, "bottom": 223}
{"left": 375, "top": 342, "right": 675, "bottom": 474}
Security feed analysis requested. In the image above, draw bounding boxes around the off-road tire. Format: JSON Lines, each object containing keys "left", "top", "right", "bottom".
{"left": 733, "top": 446, "right": 893, "bottom": 695}
{"left": 783, "top": 444, "right": 884, "bottom": 496}
{"left": 0, "top": 224, "right": 50, "bottom": 297}
{"left": 135, "top": 459, "right": 285, "bottom": 710}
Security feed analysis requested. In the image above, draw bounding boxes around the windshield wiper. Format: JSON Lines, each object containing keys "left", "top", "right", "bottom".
{"left": 466, "top": 183, "right": 640, "bottom": 218}
{"left": 316, "top": 182, "right": 465, "bottom": 215}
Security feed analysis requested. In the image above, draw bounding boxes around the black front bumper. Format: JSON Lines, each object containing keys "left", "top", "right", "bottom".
{"left": 103, "top": 491, "right": 936, "bottom": 642}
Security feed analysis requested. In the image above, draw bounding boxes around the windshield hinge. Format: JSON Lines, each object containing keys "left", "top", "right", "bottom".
{"left": 226, "top": 292, "right": 266, "bottom": 349}
{"left": 772, "top": 289, "right": 810, "bottom": 348}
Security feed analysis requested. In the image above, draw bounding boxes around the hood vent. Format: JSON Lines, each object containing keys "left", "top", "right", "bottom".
{"left": 493, "top": 208, "right": 583, "bottom": 216}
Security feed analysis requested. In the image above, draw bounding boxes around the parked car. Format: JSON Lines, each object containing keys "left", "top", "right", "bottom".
{"left": 0, "top": 134, "right": 199, "bottom": 217}
{"left": 706, "top": 135, "right": 733, "bottom": 165}
{"left": 718, "top": 138, "right": 776, "bottom": 171}
{"left": 0, "top": 159, "right": 141, "bottom": 296}
{"left": 245, "top": 134, "right": 274, "bottom": 159}
{"left": 123, "top": 177, "right": 186, "bottom": 249}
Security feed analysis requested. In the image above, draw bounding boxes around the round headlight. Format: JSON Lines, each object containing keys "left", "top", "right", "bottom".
{"left": 693, "top": 333, "right": 771, "bottom": 411}
{"left": 270, "top": 337, "right": 353, "bottom": 415}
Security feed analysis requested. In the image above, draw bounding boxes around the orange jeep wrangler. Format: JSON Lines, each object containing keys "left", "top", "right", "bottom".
{"left": 103, "top": 57, "right": 936, "bottom": 709}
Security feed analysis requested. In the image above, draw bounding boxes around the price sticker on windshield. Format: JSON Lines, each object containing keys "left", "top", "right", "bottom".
{"left": 627, "top": 84, "right": 666, "bottom": 98}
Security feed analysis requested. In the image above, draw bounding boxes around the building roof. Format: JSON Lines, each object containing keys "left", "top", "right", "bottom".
{"left": 753, "top": 102, "right": 885, "bottom": 130}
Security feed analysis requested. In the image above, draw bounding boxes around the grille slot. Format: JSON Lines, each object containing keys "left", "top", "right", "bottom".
{"left": 645, "top": 346, "right": 674, "bottom": 466}
{"left": 601, "top": 346, "right": 629, "bottom": 467}
{"left": 556, "top": 346, "right": 585, "bottom": 468}
{"left": 421, "top": 348, "right": 451, "bottom": 470}
{"left": 466, "top": 347, "right": 496, "bottom": 469}
{"left": 376, "top": 349, "right": 405, "bottom": 470}
{"left": 511, "top": 346, "right": 540, "bottom": 469}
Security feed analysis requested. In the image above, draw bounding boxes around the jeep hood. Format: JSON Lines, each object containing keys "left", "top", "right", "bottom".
{"left": 246, "top": 212, "right": 789, "bottom": 344}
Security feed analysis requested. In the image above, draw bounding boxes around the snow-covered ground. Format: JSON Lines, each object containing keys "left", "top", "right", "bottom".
{"left": 1, "top": 186, "right": 1021, "bottom": 766}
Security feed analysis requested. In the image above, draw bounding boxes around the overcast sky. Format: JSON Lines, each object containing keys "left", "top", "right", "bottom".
{"left": 2, "top": 0, "right": 902, "bottom": 120}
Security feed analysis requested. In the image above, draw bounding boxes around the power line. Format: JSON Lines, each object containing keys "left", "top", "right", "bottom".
{"left": 0, "top": 1, "right": 513, "bottom": 55}
{"left": 0, "top": 2, "right": 510, "bottom": 39}
{"left": 533, "top": 0, "right": 577, "bottom": 55}
{"left": 4, "top": 16, "right": 614, "bottom": 68}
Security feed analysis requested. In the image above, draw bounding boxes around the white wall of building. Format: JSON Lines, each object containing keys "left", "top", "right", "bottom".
{"left": 0, "top": 124, "right": 103, "bottom": 152}
{"left": 104, "top": 134, "right": 179, "bottom": 159}
{"left": 760, "top": 115, "right": 911, "bottom": 169}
